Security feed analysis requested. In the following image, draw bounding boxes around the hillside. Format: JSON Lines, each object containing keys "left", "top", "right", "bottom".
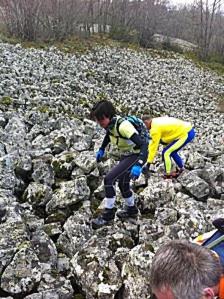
{"left": 0, "top": 42, "right": 223, "bottom": 299}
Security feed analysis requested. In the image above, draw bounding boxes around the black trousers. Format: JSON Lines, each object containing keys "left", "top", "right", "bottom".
{"left": 104, "top": 154, "right": 140, "bottom": 198}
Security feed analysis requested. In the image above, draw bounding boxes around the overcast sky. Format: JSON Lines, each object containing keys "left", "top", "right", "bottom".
{"left": 169, "top": 0, "right": 224, "bottom": 9}
{"left": 169, "top": 0, "right": 193, "bottom": 4}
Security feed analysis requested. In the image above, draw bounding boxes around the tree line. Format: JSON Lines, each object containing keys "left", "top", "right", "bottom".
{"left": 0, "top": 0, "right": 223, "bottom": 61}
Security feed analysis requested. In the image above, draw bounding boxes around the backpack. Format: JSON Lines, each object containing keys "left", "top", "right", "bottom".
{"left": 194, "top": 218, "right": 224, "bottom": 270}
{"left": 115, "top": 116, "right": 149, "bottom": 143}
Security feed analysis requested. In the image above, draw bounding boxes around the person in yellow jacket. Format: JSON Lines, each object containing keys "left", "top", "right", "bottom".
{"left": 142, "top": 115, "right": 195, "bottom": 179}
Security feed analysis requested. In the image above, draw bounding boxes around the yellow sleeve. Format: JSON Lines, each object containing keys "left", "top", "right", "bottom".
{"left": 119, "top": 120, "right": 138, "bottom": 139}
{"left": 147, "top": 129, "right": 161, "bottom": 163}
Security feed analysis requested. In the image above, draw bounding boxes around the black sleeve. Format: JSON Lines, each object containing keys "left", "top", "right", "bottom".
{"left": 130, "top": 133, "right": 148, "bottom": 166}
{"left": 100, "top": 132, "right": 110, "bottom": 150}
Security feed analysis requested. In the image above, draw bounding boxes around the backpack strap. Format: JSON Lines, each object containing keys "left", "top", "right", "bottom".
{"left": 116, "top": 117, "right": 128, "bottom": 139}
{"left": 107, "top": 117, "right": 127, "bottom": 145}
{"left": 205, "top": 235, "right": 224, "bottom": 249}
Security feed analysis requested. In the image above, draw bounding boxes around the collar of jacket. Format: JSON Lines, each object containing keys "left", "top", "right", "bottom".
{"left": 106, "top": 116, "right": 117, "bottom": 132}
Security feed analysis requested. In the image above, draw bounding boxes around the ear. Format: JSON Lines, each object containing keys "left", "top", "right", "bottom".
{"left": 202, "top": 287, "right": 215, "bottom": 299}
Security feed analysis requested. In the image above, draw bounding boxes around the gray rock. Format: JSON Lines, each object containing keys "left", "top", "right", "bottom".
{"left": 37, "top": 275, "right": 74, "bottom": 299}
{"left": 0, "top": 156, "right": 16, "bottom": 191}
{"left": 3, "top": 116, "right": 28, "bottom": 153}
{"left": 1, "top": 246, "right": 41, "bottom": 295}
{"left": 120, "top": 244, "right": 154, "bottom": 299}
{"left": 23, "top": 182, "right": 53, "bottom": 207}
{"left": 43, "top": 222, "right": 62, "bottom": 238}
{"left": 31, "top": 230, "right": 58, "bottom": 271}
{"left": 32, "top": 157, "right": 55, "bottom": 186}
{"left": 139, "top": 179, "right": 175, "bottom": 211}
{"left": 207, "top": 197, "right": 224, "bottom": 209}
{"left": 0, "top": 215, "right": 28, "bottom": 274}
{"left": 152, "top": 33, "right": 198, "bottom": 52}
{"left": 155, "top": 207, "right": 178, "bottom": 225}
{"left": 14, "top": 154, "right": 32, "bottom": 179}
{"left": 46, "top": 177, "right": 90, "bottom": 214}
{"left": 57, "top": 203, "right": 92, "bottom": 257}
{"left": 57, "top": 253, "right": 70, "bottom": 273}
{"left": 74, "top": 151, "right": 97, "bottom": 174}
{"left": 70, "top": 226, "right": 135, "bottom": 299}
{"left": 177, "top": 171, "right": 210, "bottom": 200}
{"left": 52, "top": 151, "right": 77, "bottom": 179}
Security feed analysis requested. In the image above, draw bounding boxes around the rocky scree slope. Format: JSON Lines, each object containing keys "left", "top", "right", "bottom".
{"left": 0, "top": 42, "right": 223, "bottom": 299}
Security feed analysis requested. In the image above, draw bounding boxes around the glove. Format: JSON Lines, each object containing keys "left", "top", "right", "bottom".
{"left": 96, "top": 148, "right": 105, "bottom": 162}
{"left": 130, "top": 165, "right": 142, "bottom": 180}
{"left": 142, "top": 163, "right": 150, "bottom": 176}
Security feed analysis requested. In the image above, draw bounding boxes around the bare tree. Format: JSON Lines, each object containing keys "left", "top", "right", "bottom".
{"left": 0, "top": 0, "right": 85, "bottom": 40}
{"left": 0, "top": 0, "right": 43, "bottom": 40}
{"left": 212, "top": 10, "right": 224, "bottom": 56}
{"left": 40, "top": 0, "right": 85, "bottom": 40}
{"left": 134, "top": 0, "right": 169, "bottom": 47}
{"left": 0, "top": 0, "right": 223, "bottom": 61}
{"left": 194, "top": 0, "right": 222, "bottom": 59}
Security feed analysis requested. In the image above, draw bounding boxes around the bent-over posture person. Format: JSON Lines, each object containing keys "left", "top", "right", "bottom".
{"left": 142, "top": 115, "right": 195, "bottom": 179}
{"left": 150, "top": 240, "right": 224, "bottom": 299}
{"left": 90, "top": 100, "right": 149, "bottom": 229}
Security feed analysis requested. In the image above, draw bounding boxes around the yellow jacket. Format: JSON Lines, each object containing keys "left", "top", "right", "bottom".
{"left": 148, "top": 117, "right": 192, "bottom": 163}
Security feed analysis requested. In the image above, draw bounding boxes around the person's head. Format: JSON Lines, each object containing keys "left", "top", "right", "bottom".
{"left": 90, "top": 100, "right": 116, "bottom": 128}
{"left": 142, "top": 115, "right": 152, "bottom": 130}
{"left": 150, "top": 240, "right": 222, "bottom": 299}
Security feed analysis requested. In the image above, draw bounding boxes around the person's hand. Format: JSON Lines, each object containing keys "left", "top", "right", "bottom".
{"left": 96, "top": 148, "right": 105, "bottom": 162}
{"left": 142, "top": 163, "right": 150, "bottom": 177}
{"left": 130, "top": 165, "right": 142, "bottom": 180}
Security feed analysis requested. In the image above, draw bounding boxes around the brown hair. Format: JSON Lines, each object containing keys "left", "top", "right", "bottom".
{"left": 150, "top": 240, "right": 222, "bottom": 299}
{"left": 142, "top": 115, "right": 152, "bottom": 121}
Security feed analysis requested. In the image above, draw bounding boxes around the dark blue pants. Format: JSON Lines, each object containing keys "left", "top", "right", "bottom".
{"left": 104, "top": 154, "right": 140, "bottom": 198}
{"left": 162, "top": 128, "right": 195, "bottom": 172}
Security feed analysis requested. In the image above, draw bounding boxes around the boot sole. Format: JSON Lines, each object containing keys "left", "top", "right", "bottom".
{"left": 116, "top": 214, "right": 138, "bottom": 220}
{"left": 117, "top": 216, "right": 139, "bottom": 224}
{"left": 92, "top": 219, "right": 114, "bottom": 230}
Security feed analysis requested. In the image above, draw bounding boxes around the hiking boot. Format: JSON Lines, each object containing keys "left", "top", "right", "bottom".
{"left": 163, "top": 168, "right": 184, "bottom": 179}
{"left": 92, "top": 208, "right": 115, "bottom": 230}
{"left": 177, "top": 168, "right": 184, "bottom": 175}
{"left": 163, "top": 173, "right": 173, "bottom": 179}
{"left": 116, "top": 205, "right": 138, "bottom": 219}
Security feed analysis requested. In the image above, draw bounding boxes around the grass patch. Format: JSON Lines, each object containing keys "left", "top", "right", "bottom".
{"left": 185, "top": 51, "right": 224, "bottom": 76}
{"left": 0, "top": 30, "right": 181, "bottom": 60}
{"left": 0, "top": 31, "right": 144, "bottom": 54}
{"left": 217, "top": 94, "right": 224, "bottom": 113}
{"left": 0, "top": 96, "right": 13, "bottom": 106}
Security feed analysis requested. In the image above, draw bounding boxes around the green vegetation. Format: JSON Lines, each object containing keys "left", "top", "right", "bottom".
{"left": 217, "top": 94, "right": 224, "bottom": 113}
{"left": 219, "top": 94, "right": 224, "bottom": 101}
{"left": 0, "top": 96, "right": 13, "bottom": 106}
{"left": 0, "top": 32, "right": 142, "bottom": 54}
{"left": 38, "top": 105, "right": 50, "bottom": 113}
{"left": 74, "top": 295, "right": 85, "bottom": 299}
{"left": 185, "top": 51, "right": 224, "bottom": 76}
